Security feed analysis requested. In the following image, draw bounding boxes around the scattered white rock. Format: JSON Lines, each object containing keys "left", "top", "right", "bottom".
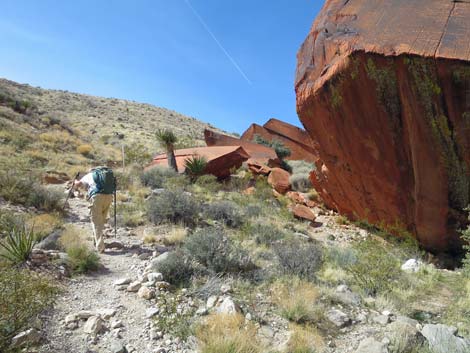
{"left": 110, "top": 340, "right": 127, "bottom": 353}
{"left": 97, "top": 308, "right": 117, "bottom": 320}
{"left": 146, "top": 307, "right": 160, "bottom": 318}
{"left": 207, "top": 296, "right": 218, "bottom": 309}
{"left": 76, "top": 310, "right": 95, "bottom": 319}
{"left": 127, "top": 281, "right": 142, "bottom": 292}
{"left": 401, "top": 259, "right": 423, "bottom": 273}
{"left": 10, "top": 328, "right": 42, "bottom": 348}
{"left": 64, "top": 314, "right": 78, "bottom": 323}
{"left": 110, "top": 320, "right": 124, "bottom": 329}
{"left": 220, "top": 284, "right": 232, "bottom": 294}
{"left": 373, "top": 314, "right": 391, "bottom": 325}
{"left": 83, "top": 316, "right": 104, "bottom": 335}
{"left": 114, "top": 278, "right": 132, "bottom": 286}
{"left": 138, "top": 286, "right": 155, "bottom": 300}
{"left": 421, "top": 324, "right": 470, "bottom": 353}
{"left": 147, "top": 272, "right": 164, "bottom": 282}
{"left": 355, "top": 337, "right": 388, "bottom": 353}
{"left": 216, "top": 297, "right": 240, "bottom": 315}
{"left": 326, "top": 309, "right": 351, "bottom": 328}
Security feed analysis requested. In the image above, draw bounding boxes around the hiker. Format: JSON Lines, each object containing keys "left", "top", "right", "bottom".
{"left": 74, "top": 166, "right": 116, "bottom": 253}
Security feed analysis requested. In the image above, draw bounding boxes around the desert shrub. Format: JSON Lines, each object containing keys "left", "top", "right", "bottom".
{"left": 245, "top": 222, "right": 286, "bottom": 245}
{"left": 286, "top": 324, "right": 324, "bottom": 353}
{"left": 0, "top": 268, "right": 58, "bottom": 352}
{"left": 76, "top": 144, "right": 93, "bottom": 156}
{"left": 196, "top": 313, "right": 262, "bottom": 353}
{"left": 203, "top": 200, "right": 243, "bottom": 228}
{"left": 274, "top": 240, "right": 323, "bottom": 280}
{"left": 288, "top": 160, "right": 315, "bottom": 192}
{"left": 195, "top": 174, "right": 221, "bottom": 193}
{"left": 0, "top": 210, "right": 23, "bottom": 238}
{"left": 184, "top": 227, "right": 254, "bottom": 274}
{"left": 28, "top": 185, "right": 64, "bottom": 212}
{"left": 271, "top": 278, "right": 321, "bottom": 324}
{"left": 118, "top": 202, "right": 145, "bottom": 227}
{"left": 153, "top": 250, "right": 194, "bottom": 286}
{"left": 253, "top": 134, "right": 291, "bottom": 160}
{"left": 345, "top": 239, "right": 401, "bottom": 296}
{"left": 27, "top": 213, "right": 62, "bottom": 241}
{"left": 59, "top": 226, "right": 99, "bottom": 274}
{"left": 141, "top": 166, "right": 177, "bottom": 189}
{"left": 124, "top": 143, "right": 152, "bottom": 166}
{"left": 39, "top": 130, "right": 79, "bottom": 152}
{"left": 0, "top": 224, "right": 37, "bottom": 265}
{"left": 147, "top": 190, "right": 200, "bottom": 226}
{"left": 162, "top": 226, "right": 187, "bottom": 246}
{"left": 325, "top": 246, "right": 357, "bottom": 269}
{"left": 253, "top": 176, "right": 275, "bottom": 201}
{"left": 184, "top": 155, "right": 207, "bottom": 181}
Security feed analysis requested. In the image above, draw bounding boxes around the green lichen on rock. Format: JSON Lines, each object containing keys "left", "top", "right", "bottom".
{"left": 365, "top": 58, "right": 401, "bottom": 123}
{"left": 452, "top": 66, "right": 470, "bottom": 85}
{"left": 406, "top": 57, "right": 469, "bottom": 210}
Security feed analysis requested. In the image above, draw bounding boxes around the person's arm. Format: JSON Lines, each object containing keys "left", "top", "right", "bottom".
{"left": 75, "top": 173, "right": 92, "bottom": 189}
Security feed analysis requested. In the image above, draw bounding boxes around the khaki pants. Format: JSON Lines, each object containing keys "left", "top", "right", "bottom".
{"left": 90, "top": 194, "right": 113, "bottom": 252}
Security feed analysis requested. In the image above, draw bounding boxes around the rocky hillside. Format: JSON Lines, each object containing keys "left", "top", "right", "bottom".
{"left": 295, "top": 0, "right": 470, "bottom": 253}
{"left": 0, "top": 78, "right": 227, "bottom": 155}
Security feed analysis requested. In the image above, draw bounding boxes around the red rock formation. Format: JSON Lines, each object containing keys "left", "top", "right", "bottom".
{"left": 204, "top": 129, "right": 280, "bottom": 166}
{"left": 148, "top": 146, "right": 250, "bottom": 179}
{"left": 241, "top": 118, "right": 319, "bottom": 162}
{"left": 296, "top": 0, "right": 470, "bottom": 252}
{"left": 268, "top": 168, "right": 291, "bottom": 194}
{"left": 292, "top": 205, "right": 316, "bottom": 222}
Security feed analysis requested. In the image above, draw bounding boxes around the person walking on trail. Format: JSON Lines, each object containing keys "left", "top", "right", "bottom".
{"left": 74, "top": 166, "right": 116, "bottom": 253}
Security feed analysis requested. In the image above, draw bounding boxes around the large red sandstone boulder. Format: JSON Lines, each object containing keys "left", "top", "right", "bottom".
{"left": 296, "top": 0, "right": 470, "bottom": 252}
{"left": 148, "top": 146, "right": 250, "bottom": 179}
{"left": 292, "top": 205, "right": 316, "bottom": 222}
{"left": 204, "top": 129, "right": 281, "bottom": 167}
{"left": 268, "top": 168, "right": 291, "bottom": 194}
{"left": 241, "top": 118, "right": 319, "bottom": 162}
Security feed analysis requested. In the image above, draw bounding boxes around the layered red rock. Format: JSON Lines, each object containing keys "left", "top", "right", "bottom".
{"left": 241, "top": 118, "right": 319, "bottom": 162}
{"left": 204, "top": 129, "right": 280, "bottom": 167}
{"left": 148, "top": 146, "right": 250, "bottom": 179}
{"left": 296, "top": 0, "right": 470, "bottom": 252}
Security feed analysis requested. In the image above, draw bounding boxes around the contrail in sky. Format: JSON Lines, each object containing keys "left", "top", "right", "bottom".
{"left": 184, "top": 0, "right": 253, "bottom": 85}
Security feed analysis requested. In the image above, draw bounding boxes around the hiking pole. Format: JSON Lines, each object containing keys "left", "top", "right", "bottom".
{"left": 113, "top": 176, "right": 117, "bottom": 238}
{"left": 63, "top": 172, "right": 80, "bottom": 211}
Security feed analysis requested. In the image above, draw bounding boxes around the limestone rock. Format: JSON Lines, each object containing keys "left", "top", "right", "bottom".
{"left": 114, "top": 278, "right": 131, "bottom": 286}
{"left": 216, "top": 297, "right": 241, "bottom": 315}
{"left": 137, "top": 286, "right": 155, "bottom": 300}
{"left": 97, "top": 308, "right": 117, "bottom": 320}
{"left": 10, "top": 328, "right": 41, "bottom": 348}
{"left": 326, "top": 309, "right": 350, "bottom": 328}
{"left": 401, "top": 259, "right": 423, "bottom": 273}
{"left": 295, "top": 0, "right": 470, "bottom": 252}
{"left": 127, "top": 281, "right": 142, "bottom": 292}
{"left": 83, "top": 316, "right": 104, "bottom": 335}
{"left": 421, "top": 324, "right": 470, "bottom": 353}
{"left": 355, "top": 338, "right": 388, "bottom": 353}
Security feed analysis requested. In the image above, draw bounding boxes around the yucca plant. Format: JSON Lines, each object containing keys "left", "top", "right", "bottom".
{"left": 184, "top": 155, "right": 207, "bottom": 181}
{"left": 155, "top": 129, "right": 178, "bottom": 172}
{"left": 0, "top": 224, "right": 37, "bottom": 265}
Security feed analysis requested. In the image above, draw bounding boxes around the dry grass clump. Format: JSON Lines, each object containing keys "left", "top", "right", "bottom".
{"left": 59, "top": 225, "right": 99, "bottom": 274}
{"left": 286, "top": 324, "right": 324, "bottom": 353}
{"left": 162, "top": 226, "right": 187, "bottom": 246}
{"left": 76, "top": 144, "right": 93, "bottom": 156}
{"left": 27, "top": 213, "right": 62, "bottom": 240}
{"left": 196, "top": 313, "right": 262, "bottom": 353}
{"left": 271, "top": 278, "right": 321, "bottom": 324}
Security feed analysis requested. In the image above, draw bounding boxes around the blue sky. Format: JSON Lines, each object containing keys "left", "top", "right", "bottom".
{"left": 0, "top": 0, "right": 322, "bottom": 134}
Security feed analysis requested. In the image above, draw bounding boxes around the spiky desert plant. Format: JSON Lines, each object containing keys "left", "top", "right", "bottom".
{"left": 155, "top": 129, "right": 178, "bottom": 172}
{"left": 184, "top": 155, "right": 207, "bottom": 181}
{"left": 0, "top": 224, "right": 37, "bottom": 265}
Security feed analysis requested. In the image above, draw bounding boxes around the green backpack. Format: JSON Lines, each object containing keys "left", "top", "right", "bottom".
{"left": 89, "top": 167, "right": 116, "bottom": 198}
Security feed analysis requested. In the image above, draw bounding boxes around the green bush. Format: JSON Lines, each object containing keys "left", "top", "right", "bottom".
{"left": 0, "top": 224, "right": 37, "bottom": 265}
{"left": 124, "top": 143, "right": 153, "bottom": 166}
{"left": 153, "top": 250, "right": 194, "bottom": 286}
{"left": 66, "top": 244, "right": 100, "bottom": 274}
{"left": 0, "top": 170, "right": 63, "bottom": 212}
{"left": 345, "top": 239, "right": 401, "bottom": 296}
{"left": 184, "top": 227, "right": 254, "bottom": 274}
{"left": 0, "top": 210, "right": 23, "bottom": 238}
{"left": 288, "top": 160, "right": 315, "bottom": 192}
{"left": 461, "top": 211, "right": 470, "bottom": 276}
{"left": 141, "top": 166, "right": 177, "bottom": 189}
{"left": 274, "top": 240, "right": 323, "bottom": 280}
{"left": 0, "top": 268, "right": 58, "bottom": 351}
{"left": 253, "top": 135, "right": 291, "bottom": 160}
{"left": 147, "top": 190, "right": 200, "bottom": 226}
{"left": 245, "top": 222, "right": 286, "bottom": 245}
{"left": 195, "top": 175, "right": 222, "bottom": 193}
{"left": 204, "top": 201, "right": 243, "bottom": 228}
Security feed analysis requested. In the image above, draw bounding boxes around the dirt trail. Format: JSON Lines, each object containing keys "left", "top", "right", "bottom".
{"left": 39, "top": 196, "right": 167, "bottom": 353}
